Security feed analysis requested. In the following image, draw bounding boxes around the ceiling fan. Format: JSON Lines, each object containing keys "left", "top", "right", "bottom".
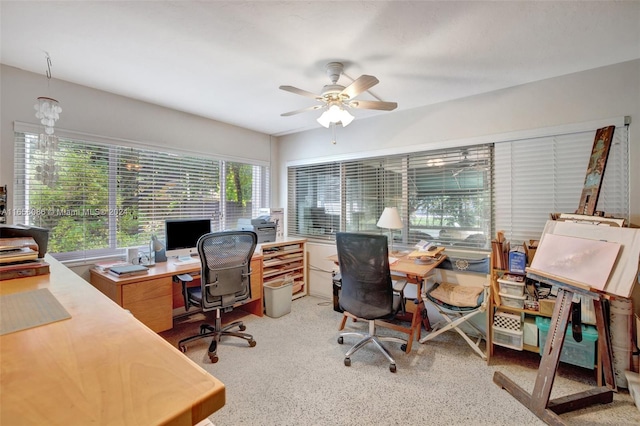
{"left": 279, "top": 62, "right": 398, "bottom": 128}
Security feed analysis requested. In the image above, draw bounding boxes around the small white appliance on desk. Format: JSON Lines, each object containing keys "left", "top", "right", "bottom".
{"left": 237, "top": 216, "right": 277, "bottom": 243}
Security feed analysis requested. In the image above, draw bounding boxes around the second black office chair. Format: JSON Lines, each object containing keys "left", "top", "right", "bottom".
{"left": 336, "top": 232, "right": 408, "bottom": 373}
{"left": 177, "top": 230, "right": 257, "bottom": 363}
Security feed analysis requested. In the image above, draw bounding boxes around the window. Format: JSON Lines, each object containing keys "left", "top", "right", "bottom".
{"left": 287, "top": 120, "right": 630, "bottom": 251}
{"left": 288, "top": 144, "right": 493, "bottom": 249}
{"left": 13, "top": 125, "right": 269, "bottom": 260}
{"left": 494, "top": 124, "right": 629, "bottom": 244}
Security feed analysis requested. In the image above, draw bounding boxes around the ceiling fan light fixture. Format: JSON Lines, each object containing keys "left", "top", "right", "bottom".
{"left": 317, "top": 110, "right": 332, "bottom": 128}
{"left": 317, "top": 104, "right": 354, "bottom": 128}
{"left": 339, "top": 109, "right": 354, "bottom": 127}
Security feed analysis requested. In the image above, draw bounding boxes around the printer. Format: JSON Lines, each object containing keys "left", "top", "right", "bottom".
{"left": 237, "top": 216, "right": 277, "bottom": 243}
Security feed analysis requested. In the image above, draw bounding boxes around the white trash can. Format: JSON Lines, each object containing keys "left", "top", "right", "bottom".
{"left": 263, "top": 279, "right": 293, "bottom": 318}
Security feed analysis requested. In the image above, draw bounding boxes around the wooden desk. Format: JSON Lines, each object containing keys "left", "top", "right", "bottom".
{"left": 328, "top": 253, "right": 446, "bottom": 352}
{"left": 90, "top": 255, "right": 263, "bottom": 332}
{"left": 0, "top": 255, "right": 225, "bottom": 425}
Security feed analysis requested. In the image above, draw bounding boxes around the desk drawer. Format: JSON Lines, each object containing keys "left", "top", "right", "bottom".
{"left": 125, "top": 294, "right": 173, "bottom": 332}
{"left": 122, "top": 277, "right": 172, "bottom": 303}
{"left": 122, "top": 278, "right": 173, "bottom": 332}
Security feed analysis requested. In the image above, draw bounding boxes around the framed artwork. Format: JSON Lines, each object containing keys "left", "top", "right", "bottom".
{"left": 577, "top": 125, "right": 615, "bottom": 216}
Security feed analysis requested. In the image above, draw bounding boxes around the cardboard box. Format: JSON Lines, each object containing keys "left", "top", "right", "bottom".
{"left": 539, "top": 298, "right": 556, "bottom": 316}
{"left": 524, "top": 240, "right": 538, "bottom": 266}
{"left": 509, "top": 246, "right": 526, "bottom": 274}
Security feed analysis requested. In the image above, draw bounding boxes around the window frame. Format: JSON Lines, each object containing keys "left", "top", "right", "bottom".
{"left": 287, "top": 144, "right": 493, "bottom": 250}
{"left": 13, "top": 122, "right": 270, "bottom": 261}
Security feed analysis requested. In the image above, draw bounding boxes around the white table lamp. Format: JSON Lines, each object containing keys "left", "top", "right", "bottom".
{"left": 377, "top": 207, "right": 403, "bottom": 254}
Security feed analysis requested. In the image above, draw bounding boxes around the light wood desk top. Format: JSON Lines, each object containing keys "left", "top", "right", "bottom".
{"left": 1, "top": 255, "right": 225, "bottom": 425}
{"left": 91, "top": 253, "right": 264, "bottom": 285}
{"left": 327, "top": 252, "right": 446, "bottom": 278}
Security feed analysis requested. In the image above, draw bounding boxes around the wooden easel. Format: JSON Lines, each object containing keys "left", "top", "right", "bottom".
{"left": 493, "top": 125, "right": 624, "bottom": 424}
{"left": 493, "top": 272, "right": 616, "bottom": 425}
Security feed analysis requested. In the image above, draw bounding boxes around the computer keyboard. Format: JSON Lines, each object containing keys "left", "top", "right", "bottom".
{"left": 173, "top": 257, "right": 201, "bottom": 266}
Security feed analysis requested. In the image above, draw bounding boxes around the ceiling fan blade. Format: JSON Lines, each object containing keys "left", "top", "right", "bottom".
{"left": 348, "top": 99, "right": 398, "bottom": 111}
{"left": 280, "top": 104, "right": 324, "bottom": 117}
{"left": 340, "top": 75, "right": 379, "bottom": 99}
{"left": 279, "top": 85, "right": 321, "bottom": 100}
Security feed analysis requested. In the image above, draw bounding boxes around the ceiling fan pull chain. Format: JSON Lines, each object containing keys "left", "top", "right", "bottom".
{"left": 331, "top": 122, "right": 337, "bottom": 144}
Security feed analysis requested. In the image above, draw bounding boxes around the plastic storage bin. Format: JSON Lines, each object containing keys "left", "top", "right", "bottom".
{"left": 499, "top": 292, "right": 526, "bottom": 309}
{"left": 497, "top": 274, "right": 525, "bottom": 296}
{"left": 264, "top": 279, "right": 293, "bottom": 318}
{"left": 536, "top": 316, "right": 598, "bottom": 369}
{"left": 493, "top": 327, "right": 524, "bottom": 350}
{"left": 493, "top": 312, "right": 523, "bottom": 350}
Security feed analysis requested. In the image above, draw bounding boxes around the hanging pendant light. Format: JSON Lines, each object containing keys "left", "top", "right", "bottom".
{"left": 34, "top": 96, "right": 62, "bottom": 135}
{"left": 33, "top": 53, "right": 62, "bottom": 188}
{"left": 34, "top": 54, "right": 62, "bottom": 135}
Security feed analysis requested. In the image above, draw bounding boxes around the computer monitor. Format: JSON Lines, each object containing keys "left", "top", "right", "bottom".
{"left": 164, "top": 218, "right": 212, "bottom": 260}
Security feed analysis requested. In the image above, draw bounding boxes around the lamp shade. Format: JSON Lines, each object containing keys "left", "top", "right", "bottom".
{"left": 376, "top": 207, "right": 403, "bottom": 230}
{"left": 151, "top": 234, "right": 164, "bottom": 252}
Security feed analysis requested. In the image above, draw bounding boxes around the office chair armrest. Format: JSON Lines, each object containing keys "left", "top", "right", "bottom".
{"left": 176, "top": 273, "right": 194, "bottom": 282}
{"left": 174, "top": 273, "right": 196, "bottom": 311}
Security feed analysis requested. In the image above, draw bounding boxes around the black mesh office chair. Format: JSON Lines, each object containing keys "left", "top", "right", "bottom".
{"left": 177, "top": 231, "right": 257, "bottom": 363}
{"left": 336, "top": 232, "right": 408, "bottom": 373}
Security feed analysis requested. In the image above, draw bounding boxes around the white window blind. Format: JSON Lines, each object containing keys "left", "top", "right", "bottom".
{"left": 494, "top": 125, "right": 629, "bottom": 244}
{"left": 14, "top": 128, "right": 269, "bottom": 260}
{"left": 288, "top": 144, "right": 493, "bottom": 249}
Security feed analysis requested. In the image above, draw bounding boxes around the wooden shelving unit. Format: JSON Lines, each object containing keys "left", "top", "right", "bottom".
{"left": 489, "top": 268, "right": 549, "bottom": 359}
{"left": 260, "top": 238, "right": 308, "bottom": 300}
{"left": 489, "top": 268, "right": 600, "bottom": 372}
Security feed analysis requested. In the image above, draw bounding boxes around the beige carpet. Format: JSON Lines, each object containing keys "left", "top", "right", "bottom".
{"left": 161, "top": 296, "right": 640, "bottom": 426}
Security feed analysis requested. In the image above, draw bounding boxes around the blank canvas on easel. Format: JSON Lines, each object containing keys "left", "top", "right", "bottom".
{"left": 529, "top": 233, "right": 620, "bottom": 291}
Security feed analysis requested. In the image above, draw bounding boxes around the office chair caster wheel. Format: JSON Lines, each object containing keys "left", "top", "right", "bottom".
{"left": 209, "top": 355, "right": 219, "bottom": 363}
{"left": 179, "top": 345, "right": 187, "bottom": 353}
{"left": 401, "top": 344, "right": 408, "bottom": 352}
{"left": 199, "top": 325, "right": 208, "bottom": 335}
{"left": 337, "top": 337, "right": 344, "bottom": 344}
{"left": 389, "top": 363, "right": 397, "bottom": 373}
{"left": 344, "top": 357, "right": 351, "bottom": 367}
{"left": 239, "top": 324, "right": 246, "bottom": 331}
{"left": 248, "top": 339, "right": 256, "bottom": 347}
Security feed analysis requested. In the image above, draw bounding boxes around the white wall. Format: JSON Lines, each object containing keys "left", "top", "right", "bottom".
{"left": 276, "top": 60, "right": 640, "bottom": 299}
{"left": 0, "top": 64, "right": 273, "bottom": 217}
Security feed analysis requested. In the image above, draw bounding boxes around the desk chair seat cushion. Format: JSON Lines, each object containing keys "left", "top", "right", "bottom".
{"left": 426, "top": 282, "right": 484, "bottom": 310}
{"left": 339, "top": 290, "right": 404, "bottom": 321}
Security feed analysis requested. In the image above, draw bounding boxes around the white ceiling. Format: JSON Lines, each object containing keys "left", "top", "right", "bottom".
{"left": 2, "top": 1, "right": 639, "bottom": 137}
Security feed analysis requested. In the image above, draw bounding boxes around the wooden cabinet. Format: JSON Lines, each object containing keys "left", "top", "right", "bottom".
{"left": 261, "top": 238, "right": 308, "bottom": 300}
{"left": 90, "top": 272, "right": 173, "bottom": 332}
{"left": 122, "top": 276, "right": 173, "bottom": 332}
{"left": 239, "top": 257, "right": 264, "bottom": 316}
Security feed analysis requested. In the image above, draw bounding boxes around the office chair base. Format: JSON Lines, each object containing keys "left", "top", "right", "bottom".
{"left": 178, "top": 320, "right": 256, "bottom": 363}
{"left": 338, "top": 320, "right": 406, "bottom": 372}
